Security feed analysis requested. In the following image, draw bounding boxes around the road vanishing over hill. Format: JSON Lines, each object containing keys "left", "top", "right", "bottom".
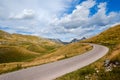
{"left": 0, "top": 44, "right": 109, "bottom": 80}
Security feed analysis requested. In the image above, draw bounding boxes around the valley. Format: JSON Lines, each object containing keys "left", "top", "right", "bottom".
{"left": 0, "top": 30, "right": 92, "bottom": 74}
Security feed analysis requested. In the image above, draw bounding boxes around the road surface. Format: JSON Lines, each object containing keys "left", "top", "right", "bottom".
{"left": 0, "top": 44, "right": 109, "bottom": 80}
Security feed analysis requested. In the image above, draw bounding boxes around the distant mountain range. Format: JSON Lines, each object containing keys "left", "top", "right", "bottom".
{"left": 48, "top": 38, "right": 63, "bottom": 44}
{"left": 56, "top": 25, "right": 120, "bottom": 80}
{"left": 49, "top": 37, "right": 86, "bottom": 44}
{"left": 70, "top": 37, "right": 86, "bottom": 43}
{"left": 0, "top": 29, "right": 91, "bottom": 75}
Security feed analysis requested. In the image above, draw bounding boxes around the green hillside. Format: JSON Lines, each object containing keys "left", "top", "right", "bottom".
{"left": 0, "top": 30, "right": 92, "bottom": 74}
{"left": 83, "top": 25, "right": 120, "bottom": 48}
{"left": 0, "top": 30, "right": 13, "bottom": 39}
{"left": 83, "top": 24, "right": 120, "bottom": 61}
{"left": 0, "top": 30, "right": 63, "bottom": 63}
{"left": 57, "top": 24, "right": 120, "bottom": 80}
{"left": 0, "top": 46, "right": 39, "bottom": 63}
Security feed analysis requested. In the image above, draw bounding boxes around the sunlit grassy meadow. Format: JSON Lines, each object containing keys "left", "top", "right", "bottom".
{"left": 0, "top": 30, "right": 92, "bottom": 74}
{"left": 56, "top": 25, "right": 120, "bottom": 80}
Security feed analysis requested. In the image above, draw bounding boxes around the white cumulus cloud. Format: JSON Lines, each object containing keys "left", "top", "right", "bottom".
{"left": 48, "top": 0, "right": 120, "bottom": 41}
{"left": 0, "top": 0, "right": 120, "bottom": 41}
{"left": 9, "top": 9, "right": 35, "bottom": 20}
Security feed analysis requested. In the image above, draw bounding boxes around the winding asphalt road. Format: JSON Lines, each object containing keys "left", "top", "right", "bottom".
{"left": 0, "top": 44, "right": 109, "bottom": 80}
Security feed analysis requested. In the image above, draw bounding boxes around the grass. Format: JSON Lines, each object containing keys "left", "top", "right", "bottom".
{"left": 0, "top": 30, "right": 63, "bottom": 74}
{"left": 82, "top": 24, "right": 120, "bottom": 61}
{"left": 0, "top": 30, "right": 12, "bottom": 39}
{"left": 18, "top": 42, "right": 92, "bottom": 69}
{"left": 56, "top": 61, "right": 120, "bottom": 80}
{"left": 0, "top": 43, "right": 92, "bottom": 74}
{"left": 56, "top": 24, "right": 120, "bottom": 80}
{"left": 56, "top": 65, "right": 95, "bottom": 80}
{"left": 0, "top": 30, "right": 92, "bottom": 74}
{"left": 82, "top": 25, "right": 120, "bottom": 48}
{"left": 0, "top": 46, "right": 39, "bottom": 63}
{"left": 0, "top": 63, "right": 23, "bottom": 74}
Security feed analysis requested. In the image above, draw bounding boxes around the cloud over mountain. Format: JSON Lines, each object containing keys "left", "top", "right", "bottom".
{"left": 0, "top": 0, "right": 120, "bottom": 41}
{"left": 49, "top": 0, "right": 120, "bottom": 41}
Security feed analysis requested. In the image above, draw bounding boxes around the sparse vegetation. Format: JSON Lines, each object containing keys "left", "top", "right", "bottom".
{"left": 0, "top": 30, "right": 92, "bottom": 74}
{"left": 82, "top": 24, "right": 120, "bottom": 62}
{"left": 0, "top": 46, "right": 39, "bottom": 63}
{"left": 56, "top": 25, "right": 120, "bottom": 80}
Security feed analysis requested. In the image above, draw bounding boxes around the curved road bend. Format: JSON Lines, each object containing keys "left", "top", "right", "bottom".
{"left": 0, "top": 44, "right": 109, "bottom": 80}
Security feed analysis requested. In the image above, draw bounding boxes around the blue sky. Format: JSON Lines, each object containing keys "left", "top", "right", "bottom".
{"left": 0, "top": 0, "right": 120, "bottom": 41}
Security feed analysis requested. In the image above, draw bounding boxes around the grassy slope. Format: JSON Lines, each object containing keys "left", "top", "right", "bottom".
{"left": 22, "top": 42, "right": 92, "bottom": 68}
{"left": 56, "top": 25, "right": 120, "bottom": 80}
{"left": 0, "top": 30, "right": 12, "bottom": 39}
{"left": 83, "top": 24, "right": 120, "bottom": 61}
{"left": 0, "top": 30, "right": 92, "bottom": 74}
{"left": 0, "top": 30, "right": 62, "bottom": 63}
{"left": 83, "top": 25, "right": 120, "bottom": 48}
{"left": 0, "top": 46, "right": 39, "bottom": 63}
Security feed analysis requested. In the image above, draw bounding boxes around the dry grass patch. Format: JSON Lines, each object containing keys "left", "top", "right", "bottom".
{"left": 56, "top": 24, "right": 120, "bottom": 80}
{"left": 21, "top": 43, "right": 92, "bottom": 68}
{"left": 0, "top": 43, "right": 92, "bottom": 74}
